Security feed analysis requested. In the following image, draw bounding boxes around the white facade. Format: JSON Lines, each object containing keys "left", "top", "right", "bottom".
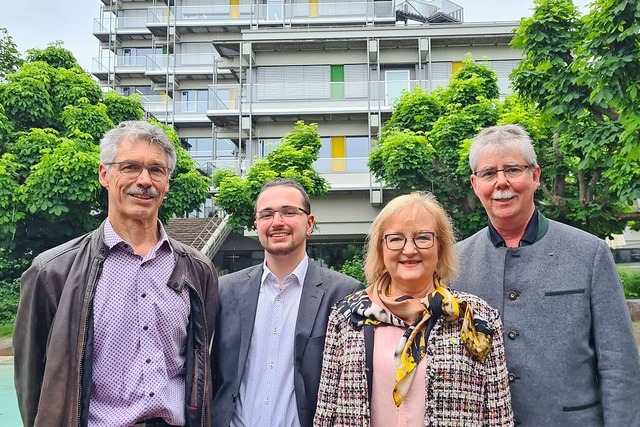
{"left": 92, "top": 0, "right": 520, "bottom": 239}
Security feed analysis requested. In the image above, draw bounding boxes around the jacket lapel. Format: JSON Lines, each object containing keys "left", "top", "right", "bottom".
{"left": 236, "top": 265, "right": 263, "bottom": 380}
{"left": 294, "top": 261, "right": 325, "bottom": 361}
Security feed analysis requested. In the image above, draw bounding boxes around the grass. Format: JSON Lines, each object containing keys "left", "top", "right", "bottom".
{"left": 0, "top": 323, "right": 14, "bottom": 338}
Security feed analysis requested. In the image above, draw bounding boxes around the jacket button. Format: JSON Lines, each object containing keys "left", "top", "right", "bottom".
{"left": 508, "top": 330, "right": 518, "bottom": 340}
{"left": 508, "top": 290, "right": 518, "bottom": 300}
{"left": 508, "top": 373, "right": 516, "bottom": 383}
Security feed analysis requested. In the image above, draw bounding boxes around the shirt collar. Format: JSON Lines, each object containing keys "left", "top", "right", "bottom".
{"left": 487, "top": 207, "right": 539, "bottom": 248}
{"left": 261, "top": 255, "right": 309, "bottom": 288}
{"left": 103, "top": 218, "right": 173, "bottom": 254}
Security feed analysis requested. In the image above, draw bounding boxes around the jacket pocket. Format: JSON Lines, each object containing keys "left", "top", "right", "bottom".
{"left": 562, "top": 399, "right": 601, "bottom": 412}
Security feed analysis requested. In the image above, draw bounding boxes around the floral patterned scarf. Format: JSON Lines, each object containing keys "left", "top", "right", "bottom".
{"left": 335, "top": 273, "right": 494, "bottom": 406}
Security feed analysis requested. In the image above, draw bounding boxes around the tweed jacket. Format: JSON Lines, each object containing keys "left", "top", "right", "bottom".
{"left": 313, "top": 290, "right": 513, "bottom": 427}
{"left": 453, "top": 217, "right": 640, "bottom": 426}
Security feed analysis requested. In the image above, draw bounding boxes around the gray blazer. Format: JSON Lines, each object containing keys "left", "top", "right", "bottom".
{"left": 211, "top": 260, "right": 363, "bottom": 427}
{"left": 453, "top": 218, "right": 640, "bottom": 426}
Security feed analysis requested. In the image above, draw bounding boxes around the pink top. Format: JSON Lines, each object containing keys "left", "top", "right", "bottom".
{"left": 371, "top": 324, "right": 427, "bottom": 427}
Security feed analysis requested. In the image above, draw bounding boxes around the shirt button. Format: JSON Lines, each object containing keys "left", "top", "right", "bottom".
{"left": 143, "top": 325, "right": 149, "bottom": 331}
{"left": 508, "top": 373, "right": 517, "bottom": 383}
{"left": 508, "top": 331, "right": 518, "bottom": 340}
{"left": 149, "top": 392, "right": 155, "bottom": 397}
{"left": 141, "top": 293, "right": 146, "bottom": 298}
{"left": 508, "top": 290, "right": 518, "bottom": 300}
{"left": 146, "top": 358, "right": 151, "bottom": 364}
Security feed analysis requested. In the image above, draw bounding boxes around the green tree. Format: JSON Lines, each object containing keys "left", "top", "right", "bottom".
{"left": 0, "top": 28, "right": 23, "bottom": 80}
{"left": 370, "top": 58, "right": 502, "bottom": 238}
{"left": 0, "top": 42, "right": 210, "bottom": 277}
{"left": 511, "top": 0, "right": 640, "bottom": 222}
{"left": 213, "top": 121, "right": 329, "bottom": 231}
{"left": 372, "top": 49, "right": 637, "bottom": 238}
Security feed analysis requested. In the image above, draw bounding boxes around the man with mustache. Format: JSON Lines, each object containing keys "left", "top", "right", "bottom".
{"left": 13, "top": 121, "right": 218, "bottom": 427}
{"left": 452, "top": 124, "right": 640, "bottom": 426}
{"left": 211, "top": 178, "right": 363, "bottom": 427}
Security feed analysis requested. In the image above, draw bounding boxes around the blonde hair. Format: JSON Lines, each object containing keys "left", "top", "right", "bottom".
{"left": 364, "top": 192, "right": 458, "bottom": 286}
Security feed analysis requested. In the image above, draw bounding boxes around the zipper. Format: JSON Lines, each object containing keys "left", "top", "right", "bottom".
{"left": 187, "top": 278, "right": 209, "bottom": 427}
{"left": 76, "top": 252, "right": 106, "bottom": 426}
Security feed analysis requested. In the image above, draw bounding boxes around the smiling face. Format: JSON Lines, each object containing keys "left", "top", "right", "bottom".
{"left": 98, "top": 137, "right": 170, "bottom": 227}
{"left": 254, "top": 185, "right": 314, "bottom": 261}
{"left": 470, "top": 146, "right": 540, "bottom": 232}
{"left": 381, "top": 211, "right": 440, "bottom": 296}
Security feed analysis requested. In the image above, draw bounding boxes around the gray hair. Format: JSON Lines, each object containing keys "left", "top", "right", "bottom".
{"left": 99, "top": 121, "right": 177, "bottom": 173}
{"left": 469, "top": 124, "right": 538, "bottom": 172}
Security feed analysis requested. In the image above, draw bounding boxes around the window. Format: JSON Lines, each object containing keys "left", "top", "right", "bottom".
{"left": 385, "top": 70, "right": 410, "bottom": 105}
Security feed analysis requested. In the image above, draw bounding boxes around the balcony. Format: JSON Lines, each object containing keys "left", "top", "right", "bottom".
{"left": 142, "top": 95, "right": 211, "bottom": 126}
{"left": 145, "top": 53, "right": 217, "bottom": 82}
{"left": 147, "top": 0, "right": 396, "bottom": 34}
{"left": 206, "top": 156, "right": 373, "bottom": 190}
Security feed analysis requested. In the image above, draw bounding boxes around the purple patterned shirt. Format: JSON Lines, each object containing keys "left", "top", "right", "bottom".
{"left": 88, "top": 220, "right": 190, "bottom": 427}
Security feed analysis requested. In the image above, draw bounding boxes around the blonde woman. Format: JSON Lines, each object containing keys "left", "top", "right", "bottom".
{"left": 313, "top": 192, "right": 513, "bottom": 426}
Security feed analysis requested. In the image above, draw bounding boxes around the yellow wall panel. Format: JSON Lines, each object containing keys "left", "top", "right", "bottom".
{"left": 331, "top": 136, "right": 346, "bottom": 172}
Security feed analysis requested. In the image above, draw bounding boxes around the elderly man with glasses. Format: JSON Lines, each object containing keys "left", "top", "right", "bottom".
{"left": 14, "top": 121, "right": 218, "bottom": 427}
{"left": 452, "top": 124, "right": 640, "bottom": 426}
{"left": 211, "top": 178, "right": 363, "bottom": 427}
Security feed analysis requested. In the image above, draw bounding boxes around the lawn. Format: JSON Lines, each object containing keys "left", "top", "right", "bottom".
{"left": 0, "top": 324, "right": 13, "bottom": 338}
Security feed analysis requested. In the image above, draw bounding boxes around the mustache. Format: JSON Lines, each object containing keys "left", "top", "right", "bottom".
{"left": 492, "top": 190, "right": 517, "bottom": 200}
{"left": 126, "top": 186, "right": 158, "bottom": 198}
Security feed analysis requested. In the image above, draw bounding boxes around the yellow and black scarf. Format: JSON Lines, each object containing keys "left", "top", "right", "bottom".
{"left": 335, "top": 273, "right": 494, "bottom": 406}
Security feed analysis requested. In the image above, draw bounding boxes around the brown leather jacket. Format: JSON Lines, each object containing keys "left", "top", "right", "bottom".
{"left": 13, "top": 222, "right": 218, "bottom": 427}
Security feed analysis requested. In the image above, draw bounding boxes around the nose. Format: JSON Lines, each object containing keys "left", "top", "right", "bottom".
{"left": 270, "top": 211, "right": 286, "bottom": 224}
{"left": 494, "top": 170, "right": 510, "bottom": 187}
{"left": 136, "top": 167, "right": 154, "bottom": 186}
{"left": 402, "top": 238, "right": 419, "bottom": 253}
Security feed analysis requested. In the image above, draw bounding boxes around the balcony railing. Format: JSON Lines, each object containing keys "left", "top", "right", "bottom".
{"left": 146, "top": 1, "right": 395, "bottom": 26}
{"left": 201, "top": 156, "right": 370, "bottom": 176}
{"left": 207, "top": 80, "right": 456, "bottom": 111}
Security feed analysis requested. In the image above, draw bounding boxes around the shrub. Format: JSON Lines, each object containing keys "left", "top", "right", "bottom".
{"left": 618, "top": 268, "right": 640, "bottom": 299}
{"left": 340, "top": 255, "right": 366, "bottom": 285}
{"left": 0, "top": 278, "right": 20, "bottom": 324}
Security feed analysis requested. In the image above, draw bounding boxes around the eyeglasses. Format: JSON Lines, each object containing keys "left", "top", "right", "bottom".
{"left": 105, "top": 161, "right": 170, "bottom": 181}
{"left": 473, "top": 164, "right": 532, "bottom": 182}
{"left": 256, "top": 206, "right": 309, "bottom": 222}
{"left": 382, "top": 232, "right": 437, "bottom": 251}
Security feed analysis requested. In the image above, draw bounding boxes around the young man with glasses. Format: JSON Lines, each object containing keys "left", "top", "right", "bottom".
{"left": 452, "top": 124, "right": 640, "bottom": 426}
{"left": 14, "top": 121, "right": 218, "bottom": 427}
{"left": 211, "top": 178, "right": 363, "bottom": 427}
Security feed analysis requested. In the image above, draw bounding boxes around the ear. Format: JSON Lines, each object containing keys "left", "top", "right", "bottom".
{"left": 306, "top": 213, "right": 315, "bottom": 235}
{"left": 532, "top": 164, "right": 541, "bottom": 189}
{"left": 470, "top": 173, "right": 479, "bottom": 196}
{"left": 98, "top": 164, "right": 109, "bottom": 189}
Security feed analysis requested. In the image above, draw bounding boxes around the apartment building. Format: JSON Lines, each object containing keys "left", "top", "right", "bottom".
{"left": 92, "top": 0, "right": 520, "bottom": 271}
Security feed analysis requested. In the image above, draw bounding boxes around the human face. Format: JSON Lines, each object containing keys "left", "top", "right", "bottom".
{"left": 254, "top": 185, "right": 314, "bottom": 258}
{"left": 98, "top": 137, "right": 170, "bottom": 226}
{"left": 470, "top": 146, "right": 540, "bottom": 230}
{"left": 382, "top": 212, "right": 439, "bottom": 296}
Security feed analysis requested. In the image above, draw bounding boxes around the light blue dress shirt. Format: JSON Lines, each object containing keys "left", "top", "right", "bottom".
{"left": 231, "top": 256, "right": 309, "bottom": 427}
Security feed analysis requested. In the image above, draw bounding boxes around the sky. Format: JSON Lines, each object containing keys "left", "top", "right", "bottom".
{"left": 0, "top": 0, "right": 592, "bottom": 73}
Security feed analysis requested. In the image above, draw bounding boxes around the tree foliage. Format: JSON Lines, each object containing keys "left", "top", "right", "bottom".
{"left": 0, "top": 41, "right": 210, "bottom": 279}
{"left": 213, "top": 121, "right": 329, "bottom": 232}
{"left": 512, "top": 0, "right": 640, "bottom": 211}
{"left": 0, "top": 28, "right": 23, "bottom": 81}
{"left": 370, "top": 52, "right": 635, "bottom": 239}
{"left": 371, "top": 58, "right": 502, "bottom": 238}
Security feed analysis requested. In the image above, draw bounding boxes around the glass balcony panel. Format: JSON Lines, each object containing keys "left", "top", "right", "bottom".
{"left": 117, "top": 16, "right": 148, "bottom": 29}
{"left": 147, "top": 7, "right": 172, "bottom": 24}
{"left": 208, "top": 84, "right": 241, "bottom": 110}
